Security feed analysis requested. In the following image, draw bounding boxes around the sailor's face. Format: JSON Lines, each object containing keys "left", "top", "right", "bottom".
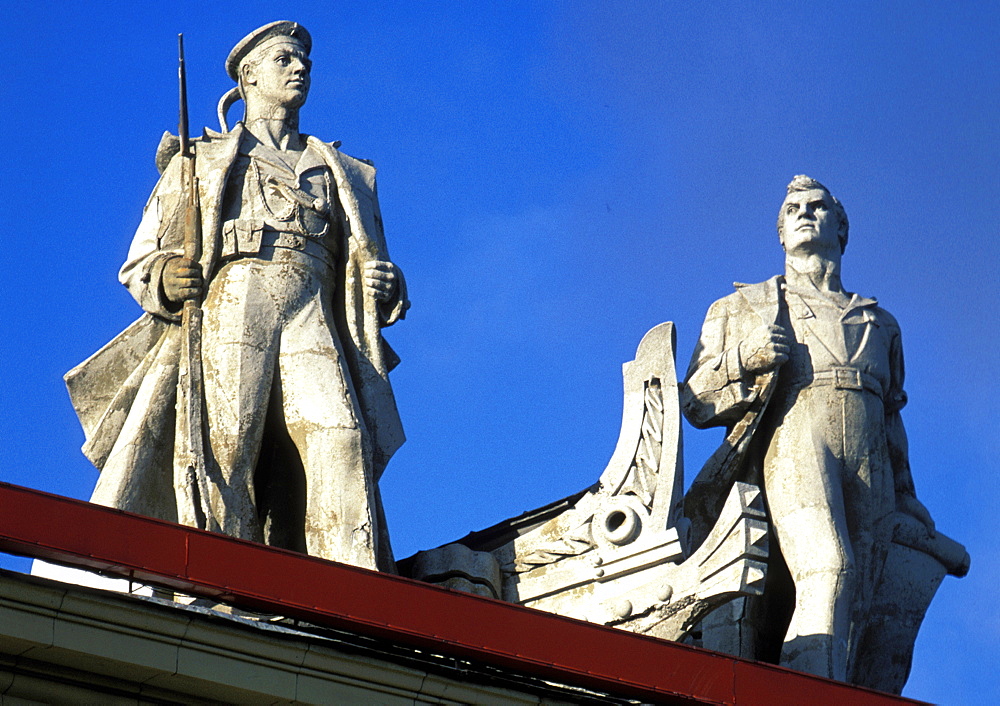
{"left": 244, "top": 41, "right": 311, "bottom": 109}
{"left": 779, "top": 189, "right": 840, "bottom": 254}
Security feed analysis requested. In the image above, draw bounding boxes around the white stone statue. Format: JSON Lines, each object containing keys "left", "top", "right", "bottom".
{"left": 680, "top": 175, "right": 967, "bottom": 687}
{"left": 64, "top": 21, "right": 408, "bottom": 571}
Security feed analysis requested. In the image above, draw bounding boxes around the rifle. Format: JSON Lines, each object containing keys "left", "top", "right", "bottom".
{"left": 173, "top": 34, "right": 213, "bottom": 530}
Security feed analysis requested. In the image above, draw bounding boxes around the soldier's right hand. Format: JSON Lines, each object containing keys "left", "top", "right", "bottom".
{"left": 740, "top": 324, "right": 791, "bottom": 374}
{"left": 162, "top": 256, "right": 204, "bottom": 305}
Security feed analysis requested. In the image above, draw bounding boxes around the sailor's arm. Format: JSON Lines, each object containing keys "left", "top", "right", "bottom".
{"left": 360, "top": 173, "right": 409, "bottom": 326}
{"left": 364, "top": 260, "right": 408, "bottom": 326}
{"left": 682, "top": 298, "right": 755, "bottom": 428}
{"left": 118, "top": 155, "right": 199, "bottom": 321}
{"left": 681, "top": 298, "right": 789, "bottom": 428}
{"left": 883, "top": 320, "right": 936, "bottom": 536}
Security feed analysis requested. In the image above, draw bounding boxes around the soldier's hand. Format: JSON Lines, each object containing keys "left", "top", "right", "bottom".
{"left": 364, "top": 261, "right": 398, "bottom": 302}
{"left": 162, "top": 256, "right": 204, "bottom": 305}
{"left": 740, "top": 324, "right": 791, "bottom": 374}
{"left": 898, "top": 494, "right": 936, "bottom": 539}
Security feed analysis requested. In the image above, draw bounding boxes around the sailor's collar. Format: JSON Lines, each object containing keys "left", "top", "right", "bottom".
{"left": 238, "top": 131, "right": 328, "bottom": 178}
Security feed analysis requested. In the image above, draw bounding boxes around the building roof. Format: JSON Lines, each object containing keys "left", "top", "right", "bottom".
{"left": 0, "top": 482, "right": 922, "bottom": 705}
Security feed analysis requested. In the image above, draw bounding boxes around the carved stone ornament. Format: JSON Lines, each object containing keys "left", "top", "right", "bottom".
{"left": 404, "top": 323, "right": 769, "bottom": 642}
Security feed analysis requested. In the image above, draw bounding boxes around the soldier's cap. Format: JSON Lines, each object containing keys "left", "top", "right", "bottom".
{"left": 226, "top": 21, "right": 312, "bottom": 81}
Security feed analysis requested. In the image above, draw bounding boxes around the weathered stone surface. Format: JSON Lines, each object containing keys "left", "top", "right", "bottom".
{"left": 410, "top": 543, "right": 502, "bottom": 599}
{"left": 851, "top": 514, "right": 969, "bottom": 692}
{"left": 406, "top": 323, "right": 769, "bottom": 642}
{"left": 681, "top": 175, "right": 968, "bottom": 691}
{"left": 404, "top": 176, "right": 966, "bottom": 692}
{"left": 63, "top": 21, "right": 408, "bottom": 570}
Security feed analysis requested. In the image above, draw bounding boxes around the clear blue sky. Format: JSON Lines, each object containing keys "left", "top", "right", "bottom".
{"left": 2, "top": 2, "right": 997, "bottom": 702}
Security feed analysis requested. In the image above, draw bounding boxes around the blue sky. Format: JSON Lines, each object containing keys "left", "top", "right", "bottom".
{"left": 2, "top": 2, "right": 997, "bottom": 701}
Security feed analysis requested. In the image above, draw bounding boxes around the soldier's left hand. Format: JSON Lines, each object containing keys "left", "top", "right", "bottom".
{"left": 897, "top": 494, "right": 936, "bottom": 538}
{"left": 364, "top": 261, "right": 398, "bottom": 302}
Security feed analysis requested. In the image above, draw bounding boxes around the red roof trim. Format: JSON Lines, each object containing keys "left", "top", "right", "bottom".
{"left": 0, "top": 482, "right": 920, "bottom": 705}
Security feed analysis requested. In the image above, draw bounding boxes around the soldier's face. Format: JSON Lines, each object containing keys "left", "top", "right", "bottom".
{"left": 779, "top": 189, "right": 840, "bottom": 255}
{"left": 243, "top": 41, "right": 312, "bottom": 110}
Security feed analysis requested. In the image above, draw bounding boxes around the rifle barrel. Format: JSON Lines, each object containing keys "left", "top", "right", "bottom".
{"left": 178, "top": 33, "right": 189, "bottom": 157}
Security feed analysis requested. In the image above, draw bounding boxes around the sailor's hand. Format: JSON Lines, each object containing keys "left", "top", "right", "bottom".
{"left": 162, "top": 256, "right": 204, "bottom": 304}
{"left": 898, "top": 494, "right": 936, "bottom": 539}
{"left": 364, "top": 261, "right": 398, "bottom": 302}
{"left": 740, "top": 324, "right": 791, "bottom": 374}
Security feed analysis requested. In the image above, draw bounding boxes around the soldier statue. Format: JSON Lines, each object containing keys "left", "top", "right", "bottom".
{"left": 66, "top": 21, "right": 408, "bottom": 571}
{"left": 680, "top": 176, "right": 942, "bottom": 681}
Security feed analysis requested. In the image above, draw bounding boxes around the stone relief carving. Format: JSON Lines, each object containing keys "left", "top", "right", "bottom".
{"left": 64, "top": 21, "right": 407, "bottom": 571}
{"left": 406, "top": 323, "right": 769, "bottom": 643}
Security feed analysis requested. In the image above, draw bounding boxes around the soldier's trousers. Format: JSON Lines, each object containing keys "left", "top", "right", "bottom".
{"left": 762, "top": 382, "right": 895, "bottom": 681}
{"left": 200, "top": 246, "right": 379, "bottom": 568}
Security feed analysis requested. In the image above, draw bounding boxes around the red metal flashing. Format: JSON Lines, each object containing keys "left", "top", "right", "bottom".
{"left": 0, "top": 482, "right": 920, "bottom": 705}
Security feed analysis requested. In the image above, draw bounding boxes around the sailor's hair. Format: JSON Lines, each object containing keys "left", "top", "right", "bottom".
{"left": 776, "top": 175, "right": 849, "bottom": 253}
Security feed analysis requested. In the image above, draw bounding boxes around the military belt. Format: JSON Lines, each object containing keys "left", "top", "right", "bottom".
{"left": 794, "top": 367, "right": 882, "bottom": 398}
{"left": 257, "top": 230, "right": 336, "bottom": 268}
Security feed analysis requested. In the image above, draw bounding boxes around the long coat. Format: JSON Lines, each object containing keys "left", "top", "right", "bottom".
{"left": 65, "top": 124, "right": 407, "bottom": 568}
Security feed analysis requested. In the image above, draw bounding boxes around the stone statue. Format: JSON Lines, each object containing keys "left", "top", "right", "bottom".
{"left": 680, "top": 175, "right": 968, "bottom": 688}
{"left": 64, "top": 21, "right": 408, "bottom": 571}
